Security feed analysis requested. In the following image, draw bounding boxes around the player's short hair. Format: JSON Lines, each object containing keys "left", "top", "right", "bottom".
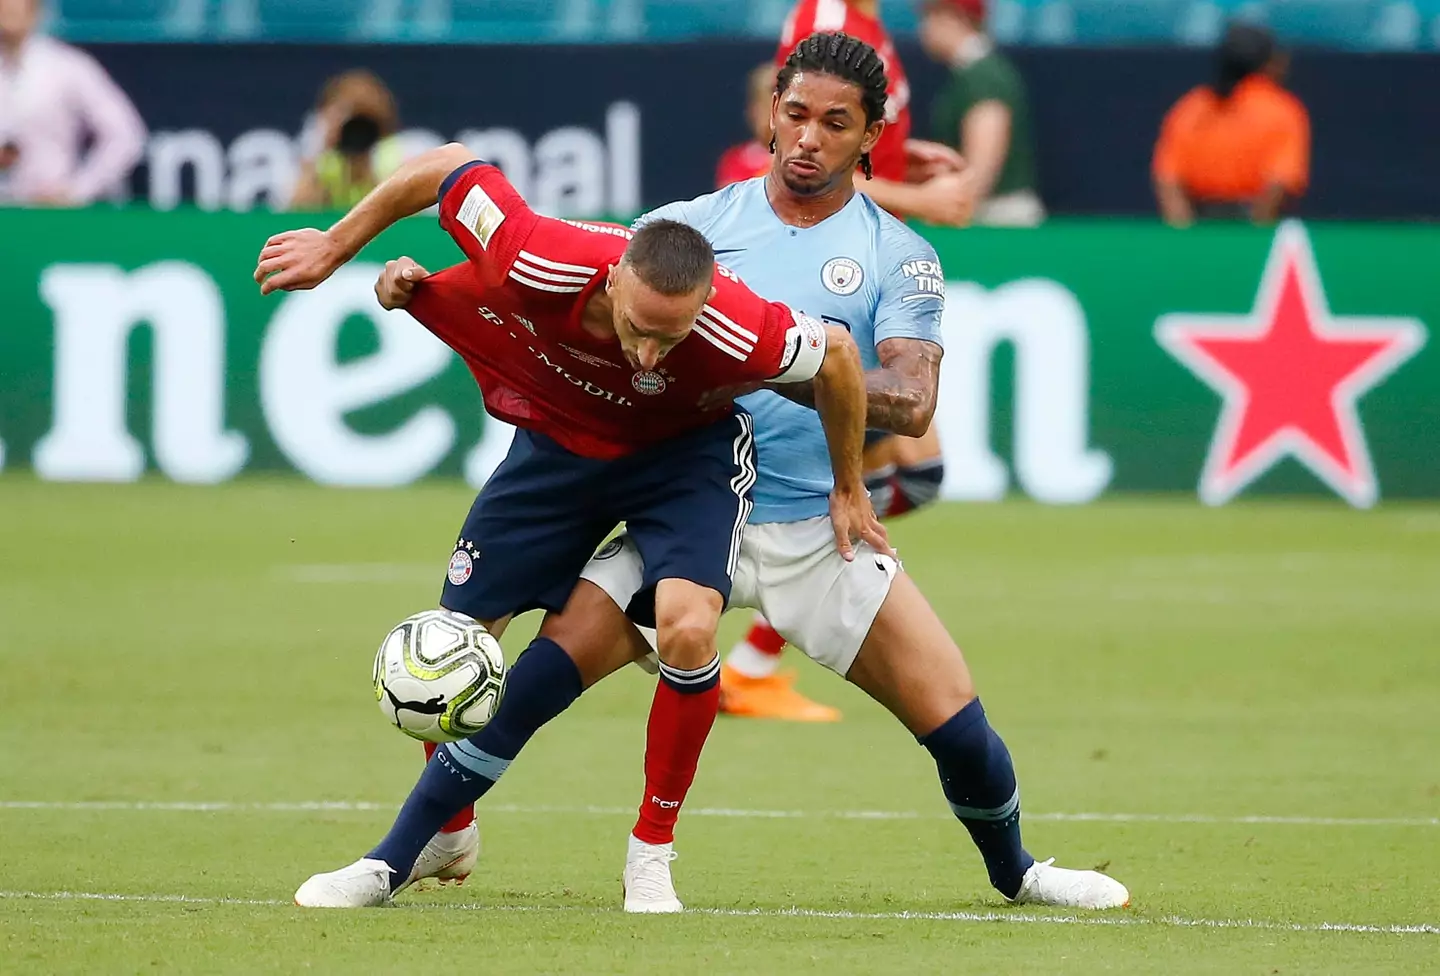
{"left": 776, "top": 31, "right": 890, "bottom": 179}
{"left": 622, "top": 220, "right": 715, "bottom": 297}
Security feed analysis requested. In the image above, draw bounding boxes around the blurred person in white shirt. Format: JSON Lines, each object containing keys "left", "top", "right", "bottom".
{"left": 0, "top": 0, "right": 146, "bottom": 206}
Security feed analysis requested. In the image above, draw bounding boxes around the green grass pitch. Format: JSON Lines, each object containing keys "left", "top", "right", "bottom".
{"left": 1, "top": 476, "right": 1437, "bottom": 973}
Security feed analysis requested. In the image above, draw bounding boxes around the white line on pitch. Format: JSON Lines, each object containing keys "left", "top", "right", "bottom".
{"left": 0, "top": 890, "right": 285, "bottom": 907}
{"left": 1, "top": 800, "right": 1436, "bottom": 828}
{"left": 0, "top": 891, "right": 1435, "bottom": 935}
{"left": 487, "top": 805, "right": 1440, "bottom": 828}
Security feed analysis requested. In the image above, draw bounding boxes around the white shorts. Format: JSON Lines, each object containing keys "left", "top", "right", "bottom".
{"left": 580, "top": 516, "right": 899, "bottom": 676}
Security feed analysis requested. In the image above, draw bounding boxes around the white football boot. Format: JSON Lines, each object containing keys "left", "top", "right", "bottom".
{"left": 622, "top": 834, "right": 684, "bottom": 913}
{"left": 406, "top": 822, "right": 480, "bottom": 889}
{"left": 293, "top": 858, "right": 396, "bottom": 908}
{"left": 1011, "top": 857, "right": 1130, "bottom": 909}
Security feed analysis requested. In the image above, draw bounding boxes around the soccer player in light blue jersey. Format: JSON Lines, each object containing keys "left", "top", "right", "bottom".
{"left": 582, "top": 32, "right": 1129, "bottom": 913}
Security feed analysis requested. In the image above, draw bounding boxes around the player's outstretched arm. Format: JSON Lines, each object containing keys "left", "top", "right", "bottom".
{"left": 254, "top": 142, "right": 476, "bottom": 295}
{"left": 765, "top": 336, "right": 943, "bottom": 438}
{"left": 811, "top": 325, "right": 892, "bottom": 561}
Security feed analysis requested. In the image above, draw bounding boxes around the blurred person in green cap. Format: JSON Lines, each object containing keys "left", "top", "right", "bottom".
{"left": 919, "top": 0, "right": 1043, "bottom": 226}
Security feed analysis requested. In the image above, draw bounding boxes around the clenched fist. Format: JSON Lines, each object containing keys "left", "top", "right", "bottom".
{"left": 375, "top": 257, "right": 430, "bottom": 310}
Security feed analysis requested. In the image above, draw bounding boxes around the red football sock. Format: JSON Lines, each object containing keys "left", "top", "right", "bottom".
{"left": 743, "top": 617, "right": 788, "bottom": 657}
{"left": 632, "top": 673, "right": 721, "bottom": 845}
{"left": 423, "top": 741, "right": 476, "bottom": 834}
{"left": 886, "top": 473, "right": 915, "bottom": 517}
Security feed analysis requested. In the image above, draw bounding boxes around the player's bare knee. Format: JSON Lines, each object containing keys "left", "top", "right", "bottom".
{"left": 653, "top": 579, "right": 722, "bottom": 670}
{"left": 924, "top": 645, "right": 977, "bottom": 713}
{"left": 654, "top": 615, "right": 717, "bottom": 671}
{"left": 653, "top": 609, "right": 720, "bottom": 669}
{"left": 904, "top": 676, "right": 976, "bottom": 737}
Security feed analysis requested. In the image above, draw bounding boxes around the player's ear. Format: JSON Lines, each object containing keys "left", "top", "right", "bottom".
{"left": 707, "top": 285, "right": 717, "bottom": 303}
{"left": 861, "top": 119, "right": 885, "bottom": 155}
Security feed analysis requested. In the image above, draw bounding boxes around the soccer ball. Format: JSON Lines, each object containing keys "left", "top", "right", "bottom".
{"left": 373, "top": 609, "right": 507, "bottom": 743}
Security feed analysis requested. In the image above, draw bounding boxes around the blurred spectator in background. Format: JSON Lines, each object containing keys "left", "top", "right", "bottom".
{"left": 0, "top": 0, "right": 145, "bottom": 206}
{"left": 289, "top": 69, "right": 404, "bottom": 210}
{"left": 778, "top": 0, "right": 970, "bottom": 225}
{"left": 919, "top": 0, "right": 1044, "bottom": 226}
{"left": 715, "top": 63, "right": 777, "bottom": 188}
{"left": 1152, "top": 24, "right": 1309, "bottom": 226}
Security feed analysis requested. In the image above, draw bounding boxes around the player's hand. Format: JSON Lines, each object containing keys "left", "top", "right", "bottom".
{"left": 254, "top": 228, "right": 348, "bottom": 295}
{"left": 905, "top": 139, "right": 966, "bottom": 181}
{"left": 375, "top": 257, "right": 430, "bottom": 310}
{"left": 829, "top": 486, "right": 894, "bottom": 563}
{"left": 908, "top": 171, "right": 980, "bottom": 228}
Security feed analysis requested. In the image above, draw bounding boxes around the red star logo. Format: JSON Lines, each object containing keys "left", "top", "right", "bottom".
{"left": 1156, "top": 223, "right": 1425, "bottom": 508}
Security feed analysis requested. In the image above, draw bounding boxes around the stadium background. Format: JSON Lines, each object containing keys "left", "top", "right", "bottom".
{"left": 2, "top": 2, "right": 1438, "bottom": 972}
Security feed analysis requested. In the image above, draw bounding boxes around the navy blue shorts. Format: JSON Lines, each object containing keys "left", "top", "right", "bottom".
{"left": 864, "top": 428, "right": 893, "bottom": 449}
{"left": 441, "top": 411, "right": 755, "bottom": 624}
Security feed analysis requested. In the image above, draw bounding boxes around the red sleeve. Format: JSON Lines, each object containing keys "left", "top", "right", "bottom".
{"left": 776, "top": 0, "right": 819, "bottom": 64}
{"left": 436, "top": 161, "right": 541, "bottom": 288}
{"left": 715, "top": 144, "right": 751, "bottom": 189}
{"left": 701, "top": 270, "right": 826, "bottom": 384}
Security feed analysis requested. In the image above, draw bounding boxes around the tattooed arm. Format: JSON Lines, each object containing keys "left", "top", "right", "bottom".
{"left": 765, "top": 336, "right": 943, "bottom": 438}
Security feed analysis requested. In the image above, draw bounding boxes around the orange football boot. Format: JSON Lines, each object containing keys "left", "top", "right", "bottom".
{"left": 718, "top": 663, "right": 841, "bottom": 722}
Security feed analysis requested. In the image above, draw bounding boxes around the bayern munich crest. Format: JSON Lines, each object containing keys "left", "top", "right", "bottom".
{"left": 447, "top": 549, "right": 473, "bottom": 586}
{"left": 822, "top": 257, "right": 863, "bottom": 296}
{"left": 631, "top": 370, "right": 667, "bottom": 395}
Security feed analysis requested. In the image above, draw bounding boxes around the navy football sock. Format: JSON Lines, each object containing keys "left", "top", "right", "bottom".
{"left": 920, "top": 698, "right": 1035, "bottom": 898}
{"left": 368, "top": 637, "right": 582, "bottom": 887}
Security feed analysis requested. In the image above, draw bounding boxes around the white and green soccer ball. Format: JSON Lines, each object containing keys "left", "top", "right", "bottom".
{"left": 373, "top": 609, "right": 507, "bottom": 743}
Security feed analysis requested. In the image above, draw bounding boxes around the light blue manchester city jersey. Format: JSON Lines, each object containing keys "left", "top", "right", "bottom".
{"left": 635, "top": 178, "right": 945, "bottom": 522}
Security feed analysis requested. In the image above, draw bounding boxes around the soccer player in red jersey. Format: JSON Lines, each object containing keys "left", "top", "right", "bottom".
{"left": 256, "top": 143, "right": 886, "bottom": 907}
{"left": 715, "top": 63, "right": 778, "bottom": 188}
{"left": 777, "top": 0, "right": 969, "bottom": 226}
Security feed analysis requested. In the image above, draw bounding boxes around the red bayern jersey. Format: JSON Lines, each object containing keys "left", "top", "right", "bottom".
{"left": 716, "top": 140, "right": 772, "bottom": 189}
{"left": 776, "top": 0, "right": 912, "bottom": 183}
{"left": 405, "top": 161, "right": 825, "bottom": 460}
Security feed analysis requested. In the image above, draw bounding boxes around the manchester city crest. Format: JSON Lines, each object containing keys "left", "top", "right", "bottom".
{"left": 822, "top": 257, "right": 863, "bottom": 296}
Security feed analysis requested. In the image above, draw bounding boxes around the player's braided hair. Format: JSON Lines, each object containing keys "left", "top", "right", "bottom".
{"left": 773, "top": 31, "right": 890, "bottom": 180}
